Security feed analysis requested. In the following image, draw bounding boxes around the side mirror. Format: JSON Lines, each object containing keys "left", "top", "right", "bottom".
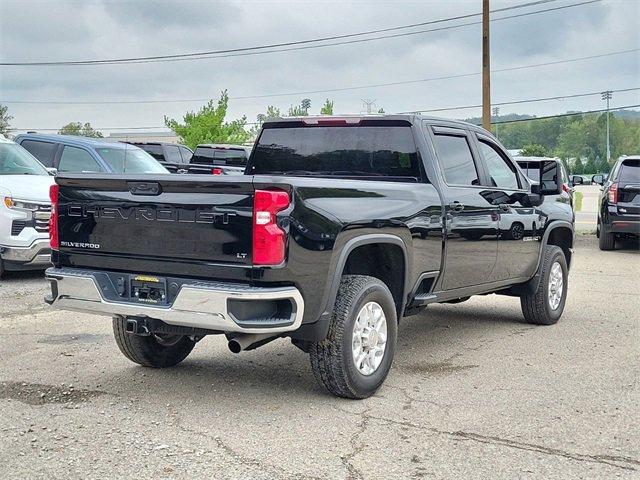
{"left": 570, "top": 175, "right": 583, "bottom": 186}
{"left": 524, "top": 182, "right": 543, "bottom": 207}
{"left": 591, "top": 174, "right": 604, "bottom": 185}
{"left": 46, "top": 167, "right": 58, "bottom": 176}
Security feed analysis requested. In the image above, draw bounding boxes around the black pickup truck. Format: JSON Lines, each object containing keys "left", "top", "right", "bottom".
{"left": 45, "top": 116, "right": 574, "bottom": 399}
{"left": 123, "top": 141, "right": 208, "bottom": 175}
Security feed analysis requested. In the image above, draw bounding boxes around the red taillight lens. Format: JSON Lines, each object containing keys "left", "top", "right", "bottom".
{"left": 211, "top": 168, "right": 223, "bottom": 175}
{"left": 49, "top": 184, "right": 59, "bottom": 250}
{"left": 562, "top": 183, "right": 570, "bottom": 193}
{"left": 253, "top": 189, "right": 290, "bottom": 265}
{"left": 608, "top": 182, "right": 618, "bottom": 203}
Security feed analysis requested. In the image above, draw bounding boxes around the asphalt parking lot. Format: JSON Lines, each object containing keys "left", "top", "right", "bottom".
{"left": 1, "top": 235, "right": 638, "bottom": 479}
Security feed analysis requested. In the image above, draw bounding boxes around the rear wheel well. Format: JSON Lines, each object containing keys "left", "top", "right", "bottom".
{"left": 342, "top": 243, "right": 405, "bottom": 317}
{"left": 547, "top": 227, "right": 573, "bottom": 267}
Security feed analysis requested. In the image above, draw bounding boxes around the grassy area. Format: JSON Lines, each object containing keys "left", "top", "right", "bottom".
{"left": 573, "top": 191, "right": 583, "bottom": 212}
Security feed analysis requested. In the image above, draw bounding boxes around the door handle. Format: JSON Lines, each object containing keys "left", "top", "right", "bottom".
{"left": 499, "top": 204, "right": 510, "bottom": 212}
{"left": 449, "top": 201, "right": 464, "bottom": 212}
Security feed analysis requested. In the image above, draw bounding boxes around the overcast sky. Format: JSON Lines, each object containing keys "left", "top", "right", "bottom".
{"left": 1, "top": 0, "right": 639, "bottom": 134}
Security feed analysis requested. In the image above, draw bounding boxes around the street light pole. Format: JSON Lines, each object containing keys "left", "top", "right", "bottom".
{"left": 492, "top": 106, "right": 500, "bottom": 139}
{"left": 601, "top": 90, "right": 612, "bottom": 161}
{"left": 482, "top": 0, "right": 491, "bottom": 131}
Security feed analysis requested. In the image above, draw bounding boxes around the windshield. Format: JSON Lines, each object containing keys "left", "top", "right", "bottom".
{"left": 192, "top": 147, "right": 248, "bottom": 166}
{"left": 0, "top": 143, "right": 50, "bottom": 175}
{"left": 249, "top": 124, "right": 421, "bottom": 180}
{"left": 95, "top": 147, "right": 168, "bottom": 174}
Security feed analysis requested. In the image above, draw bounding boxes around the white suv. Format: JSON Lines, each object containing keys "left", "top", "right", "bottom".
{"left": 0, "top": 135, "right": 54, "bottom": 275}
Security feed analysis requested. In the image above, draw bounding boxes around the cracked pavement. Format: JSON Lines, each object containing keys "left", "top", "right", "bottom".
{"left": 0, "top": 235, "right": 638, "bottom": 479}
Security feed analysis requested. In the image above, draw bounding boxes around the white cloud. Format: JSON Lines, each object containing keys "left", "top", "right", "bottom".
{"left": 1, "top": 0, "right": 638, "bottom": 132}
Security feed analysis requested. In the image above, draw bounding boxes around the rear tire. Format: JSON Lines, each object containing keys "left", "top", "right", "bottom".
{"left": 309, "top": 275, "right": 397, "bottom": 399}
{"left": 112, "top": 316, "right": 196, "bottom": 368}
{"left": 598, "top": 219, "right": 616, "bottom": 250}
{"left": 520, "top": 246, "right": 568, "bottom": 325}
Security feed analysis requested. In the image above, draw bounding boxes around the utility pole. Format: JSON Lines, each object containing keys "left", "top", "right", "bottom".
{"left": 361, "top": 99, "right": 377, "bottom": 114}
{"left": 601, "top": 90, "right": 612, "bottom": 161}
{"left": 482, "top": 0, "right": 491, "bottom": 131}
{"left": 492, "top": 106, "right": 500, "bottom": 139}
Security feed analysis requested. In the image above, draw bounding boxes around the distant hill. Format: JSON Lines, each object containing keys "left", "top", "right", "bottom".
{"left": 614, "top": 109, "right": 640, "bottom": 120}
{"left": 462, "top": 113, "right": 535, "bottom": 124}
{"left": 461, "top": 109, "right": 640, "bottom": 125}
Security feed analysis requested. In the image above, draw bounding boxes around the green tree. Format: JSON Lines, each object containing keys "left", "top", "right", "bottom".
{"left": 250, "top": 105, "right": 282, "bottom": 137}
{"left": 288, "top": 99, "right": 311, "bottom": 116}
{"left": 59, "top": 122, "right": 103, "bottom": 138}
{"left": 596, "top": 156, "right": 612, "bottom": 173}
{"left": 320, "top": 99, "right": 334, "bottom": 115}
{"left": 0, "top": 104, "right": 13, "bottom": 135}
{"left": 572, "top": 158, "right": 584, "bottom": 175}
{"left": 520, "top": 144, "right": 547, "bottom": 157}
{"left": 164, "top": 91, "right": 250, "bottom": 149}
{"left": 584, "top": 156, "right": 597, "bottom": 174}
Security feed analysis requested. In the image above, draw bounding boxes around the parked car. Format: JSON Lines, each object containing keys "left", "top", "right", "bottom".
{"left": 516, "top": 157, "right": 575, "bottom": 208}
{"left": 190, "top": 144, "right": 251, "bottom": 175}
{"left": 122, "top": 141, "right": 198, "bottom": 174}
{"left": 14, "top": 134, "right": 169, "bottom": 174}
{"left": 44, "top": 115, "right": 574, "bottom": 399}
{"left": 593, "top": 155, "right": 640, "bottom": 250}
{"left": 0, "top": 135, "right": 54, "bottom": 275}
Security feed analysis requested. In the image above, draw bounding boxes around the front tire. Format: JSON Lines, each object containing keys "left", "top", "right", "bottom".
{"left": 112, "top": 316, "right": 196, "bottom": 368}
{"left": 520, "top": 246, "right": 568, "bottom": 325}
{"left": 309, "top": 275, "right": 397, "bottom": 399}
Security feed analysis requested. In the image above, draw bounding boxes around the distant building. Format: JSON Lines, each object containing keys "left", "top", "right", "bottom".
{"left": 106, "top": 130, "right": 179, "bottom": 144}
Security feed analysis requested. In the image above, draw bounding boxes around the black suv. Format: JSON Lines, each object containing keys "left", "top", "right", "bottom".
{"left": 124, "top": 142, "right": 193, "bottom": 173}
{"left": 191, "top": 144, "right": 251, "bottom": 175}
{"left": 594, "top": 156, "right": 640, "bottom": 250}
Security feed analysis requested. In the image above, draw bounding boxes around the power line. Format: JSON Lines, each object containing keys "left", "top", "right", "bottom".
{"left": 1, "top": 0, "right": 600, "bottom": 66}
{"left": 490, "top": 104, "right": 640, "bottom": 124}
{"left": 4, "top": 48, "right": 636, "bottom": 105}
{"left": 0, "top": 0, "right": 559, "bottom": 66}
{"left": 13, "top": 104, "right": 640, "bottom": 132}
{"left": 400, "top": 87, "right": 640, "bottom": 114}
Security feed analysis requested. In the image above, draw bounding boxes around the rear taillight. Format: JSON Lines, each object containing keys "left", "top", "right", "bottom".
{"left": 211, "top": 168, "right": 223, "bottom": 175}
{"left": 253, "top": 189, "right": 290, "bottom": 265}
{"left": 562, "top": 183, "right": 570, "bottom": 193}
{"left": 49, "top": 184, "right": 59, "bottom": 249}
{"left": 608, "top": 182, "right": 618, "bottom": 203}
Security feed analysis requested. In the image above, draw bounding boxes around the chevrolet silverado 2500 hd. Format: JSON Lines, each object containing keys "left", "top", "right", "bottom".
{"left": 45, "top": 116, "right": 574, "bottom": 399}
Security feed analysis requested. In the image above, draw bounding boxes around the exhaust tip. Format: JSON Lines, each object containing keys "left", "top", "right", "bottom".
{"left": 228, "top": 340, "right": 242, "bottom": 354}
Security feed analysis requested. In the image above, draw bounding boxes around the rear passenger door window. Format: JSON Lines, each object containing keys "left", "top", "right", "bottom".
{"left": 432, "top": 133, "right": 479, "bottom": 186}
{"left": 58, "top": 146, "right": 103, "bottom": 173}
{"left": 477, "top": 140, "right": 520, "bottom": 190}
{"left": 19, "top": 140, "right": 57, "bottom": 167}
{"left": 179, "top": 146, "right": 193, "bottom": 163}
{"left": 164, "top": 145, "right": 182, "bottom": 163}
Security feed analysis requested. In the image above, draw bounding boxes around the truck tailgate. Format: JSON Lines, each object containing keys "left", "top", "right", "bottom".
{"left": 56, "top": 175, "right": 254, "bottom": 266}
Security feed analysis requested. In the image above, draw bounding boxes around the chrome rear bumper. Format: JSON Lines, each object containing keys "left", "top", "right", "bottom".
{"left": 45, "top": 267, "right": 304, "bottom": 334}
